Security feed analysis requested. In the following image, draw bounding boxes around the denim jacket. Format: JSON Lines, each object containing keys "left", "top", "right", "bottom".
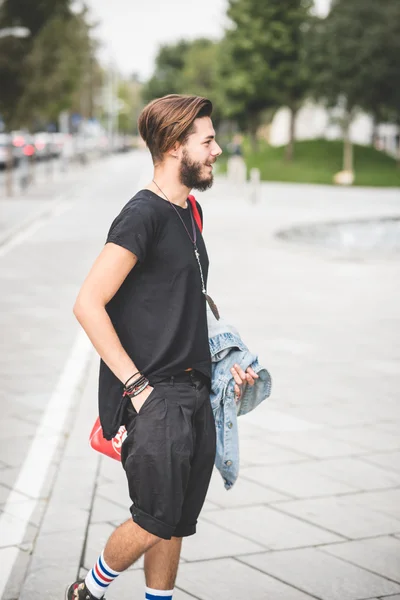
{"left": 208, "top": 308, "right": 272, "bottom": 489}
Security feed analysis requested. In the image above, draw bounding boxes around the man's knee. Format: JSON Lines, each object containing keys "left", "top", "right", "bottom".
{"left": 128, "top": 518, "right": 162, "bottom": 548}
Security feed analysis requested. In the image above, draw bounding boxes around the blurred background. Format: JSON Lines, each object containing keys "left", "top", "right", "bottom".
{"left": 0, "top": 0, "right": 399, "bottom": 194}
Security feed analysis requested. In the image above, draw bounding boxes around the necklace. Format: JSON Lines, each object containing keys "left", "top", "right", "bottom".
{"left": 152, "top": 180, "right": 220, "bottom": 320}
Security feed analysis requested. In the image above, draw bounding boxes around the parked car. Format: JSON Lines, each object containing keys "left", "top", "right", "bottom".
{"left": 33, "top": 132, "right": 52, "bottom": 160}
{"left": 0, "top": 133, "right": 19, "bottom": 168}
{"left": 11, "top": 131, "right": 36, "bottom": 161}
{"left": 52, "top": 132, "right": 66, "bottom": 158}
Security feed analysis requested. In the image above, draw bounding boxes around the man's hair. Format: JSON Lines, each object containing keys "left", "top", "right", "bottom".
{"left": 138, "top": 94, "right": 213, "bottom": 163}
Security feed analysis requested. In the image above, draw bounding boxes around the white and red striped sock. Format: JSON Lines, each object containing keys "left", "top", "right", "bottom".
{"left": 85, "top": 551, "right": 121, "bottom": 598}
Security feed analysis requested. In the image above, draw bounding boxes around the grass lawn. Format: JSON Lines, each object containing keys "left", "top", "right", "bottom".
{"left": 217, "top": 139, "right": 400, "bottom": 187}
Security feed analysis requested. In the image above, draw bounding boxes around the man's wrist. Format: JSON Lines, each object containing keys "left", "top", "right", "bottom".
{"left": 123, "top": 375, "right": 150, "bottom": 398}
{"left": 123, "top": 371, "right": 141, "bottom": 388}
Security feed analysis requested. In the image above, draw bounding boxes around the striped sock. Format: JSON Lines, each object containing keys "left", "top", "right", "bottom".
{"left": 85, "top": 551, "right": 121, "bottom": 598}
{"left": 145, "top": 587, "right": 174, "bottom": 600}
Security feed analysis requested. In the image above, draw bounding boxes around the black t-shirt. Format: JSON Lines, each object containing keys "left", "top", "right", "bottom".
{"left": 98, "top": 189, "right": 211, "bottom": 439}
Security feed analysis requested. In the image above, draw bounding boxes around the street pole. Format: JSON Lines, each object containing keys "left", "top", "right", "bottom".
{"left": 0, "top": 26, "right": 30, "bottom": 196}
{"left": 5, "top": 139, "right": 13, "bottom": 197}
{"left": 107, "top": 63, "right": 114, "bottom": 153}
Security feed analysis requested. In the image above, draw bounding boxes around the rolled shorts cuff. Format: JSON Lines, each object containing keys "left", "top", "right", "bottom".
{"left": 130, "top": 504, "right": 176, "bottom": 540}
{"left": 173, "top": 522, "right": 197, "bottom": 538}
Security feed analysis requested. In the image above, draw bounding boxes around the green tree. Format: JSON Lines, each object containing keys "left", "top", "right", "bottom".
{"left": 276, "top": 0, "right": 313, "bottom": 160}
{"left": 0, "top": 0, "right": 96, "bottom": 129}
{"left": 141, "top": 38, "right": 223, "bottom": 125}
{"left": 117, "top": 76, "right": 143, "bottom": 134}
{"left": 309, "top": 0, "right": 400, "bottom": 173}
{"left": 141, "top": 40, "right": 191, "bottom": 103}
{"left": 358, "top": 0, "right": 400, "bottom": 142}
{"left": 219, "top": 0, "right": 313, "bottom": 155}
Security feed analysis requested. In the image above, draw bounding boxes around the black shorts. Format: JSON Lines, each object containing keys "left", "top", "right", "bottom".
{"left": 121, "top": 370, "right": 216, "bottom": 540}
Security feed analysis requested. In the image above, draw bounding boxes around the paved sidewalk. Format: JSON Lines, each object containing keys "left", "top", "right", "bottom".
{"left": 0, "top": 157, "right": 109, "bottom": 247}
{"left": 1, "top": 154, "right": 400, "bottom": 599}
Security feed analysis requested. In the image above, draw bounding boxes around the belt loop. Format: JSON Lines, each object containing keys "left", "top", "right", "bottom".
{"left": 190, "top": 370, "right": 196, "bottom": 387}
{"left": 171, "top": 375, "right": 175, "bottom": 386}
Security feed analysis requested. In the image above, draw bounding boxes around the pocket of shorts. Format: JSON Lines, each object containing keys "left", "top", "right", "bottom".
{"left": 132, "top": 386, "right": 159, "bottom": 415}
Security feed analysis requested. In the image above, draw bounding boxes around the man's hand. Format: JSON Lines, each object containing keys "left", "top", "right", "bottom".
{"left": 131, "top": 385, "right": 154, "bottom": 413}
{"left": 230, "top": 364, "right": 259, "bottom": 402}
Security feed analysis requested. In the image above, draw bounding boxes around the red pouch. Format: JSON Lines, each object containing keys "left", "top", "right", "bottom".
{"left": 89, "top": 416, "right": 127, "bottom": 461}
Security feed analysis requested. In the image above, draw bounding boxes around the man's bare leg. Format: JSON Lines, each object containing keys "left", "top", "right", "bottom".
{"left": 103, "top": 519, "right": 161, "bottom": 572}
{"left": 144, "top": 537, "right": 183, "bottom": 590}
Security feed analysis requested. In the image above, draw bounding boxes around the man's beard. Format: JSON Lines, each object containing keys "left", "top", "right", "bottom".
{"left": 179, "top": 148, "right": 214, "bottom": 192}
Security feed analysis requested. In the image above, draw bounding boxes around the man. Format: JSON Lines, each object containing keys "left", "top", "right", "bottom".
{"left": 67, "top": 94, "right": 256, "bottom": 600}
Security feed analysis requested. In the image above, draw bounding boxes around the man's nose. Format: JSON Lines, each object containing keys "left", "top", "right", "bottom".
{"left": 212, "top": 144, "right": 223, "bottom": 156}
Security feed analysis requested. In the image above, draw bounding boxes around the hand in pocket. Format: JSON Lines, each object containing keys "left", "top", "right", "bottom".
{"left": 131, "top": 385, "right": 155, "bottom": 413}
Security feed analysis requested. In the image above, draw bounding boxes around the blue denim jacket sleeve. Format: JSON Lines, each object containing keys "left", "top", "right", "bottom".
{"left": 208, "top": 309, "right": 272, "bottom": 490}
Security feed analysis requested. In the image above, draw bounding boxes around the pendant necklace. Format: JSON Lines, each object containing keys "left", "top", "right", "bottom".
{"left": 152, "top": 180, "right": 220, "bottom": 320}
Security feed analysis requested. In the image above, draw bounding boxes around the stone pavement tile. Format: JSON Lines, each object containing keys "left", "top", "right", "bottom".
{"left": 275, "top": 495, "right": 400, "bottom": 538}
{"left": 277, "top": 402, "right": 381, "bottom": 428}
{"left": 20, "top": 566, "right": 80, "bottom": 600}
{"left": 240, "top": 403, "right": 325, "bottom": 432}
{"left": 329, "top": 426, "right": 400, "bottom": 452}
{"left": 19, "top": 527, "right": 87, "bottom": 600}
{"left": 0, "top": 499, "right": 39, "bottom": 547}
{"left": 180, "top": 518, "right": 264, "bottom": 561}
{"left": 237, "top": 419, "right": 269, "bottom": 439}
{"left": 39, "top": 502, "right": 89, "bottom": 536}
{"left": 240, "top": 548, "right": 400, "bottom": 600}
{"left": 0, "top": 415, "right": 38, "bottom": 438}
{"left": 1, "top": 547, "right": 31, "bottom": 600}
{"left": 241, "top": 462, "right": 358, "bottom": 498}
{"left": 83, "top": 522, "right": 115, "bottom": 570}
{"left": 96, "top": 478, "right": 131, "bottom": 509}
{"left": 321, "top": 536, "right": 400, "bottom": 583}
{"left": 0, "top": 436, "right": 33, "bottom": 468}
{"left": 260, "top": 429, "right": 373, "bottom": 459}
{"left": 359, "top": 451, "right": 400, "bottom": 475}
{"left": 0, "top": 482, "right": 11, "bottom": 504}
{"left": 176, "top": 557, "right": 315, "bottom": 599}
{"left": 200, "top": 499, "right": 220, "bottom": 512}
{"left": 341, "top": 489, "right": 400, "bottom": 520}
{"left": 90, "top": 496, "right": 130, "bottom": 524}
{"left": 375, "top": 422, "right": 400, "bottom": 435}
{"left": 205, "top": 469, "right": 288, "bottom": 508}
{"left": 107, "top": 569, "right": 197, "bottom": 599}
{"left": 44, "top": 457, "right": 98, "bottom": 510}
{"left": 24, "top": 498, "right": 48, "bottom": 528}
{"left": 98, "top": 455, "right": 126, "bottom": 483}
{"left": 311, "top": 457, "right": 400, "bottom": 490}
{"left": 19, "top": 521, "right": 38, "bottom": 551}
{"left": 204, "top": 505, "right": 343, "bottom": 549}
{"left": 239, "top": 436, "right": 311, "bottom": 466}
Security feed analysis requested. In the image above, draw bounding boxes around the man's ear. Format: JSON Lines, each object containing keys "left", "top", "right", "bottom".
{"left": 167, "top": 142, "right": 181, "bottom": 159}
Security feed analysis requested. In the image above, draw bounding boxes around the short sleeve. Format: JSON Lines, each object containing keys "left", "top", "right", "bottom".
{"left": 106, "top": 200, "right": 156, "bottom": 263}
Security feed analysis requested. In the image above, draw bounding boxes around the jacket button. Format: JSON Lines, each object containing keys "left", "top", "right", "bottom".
{"left": 225, "top": 460, "right": 232, "bottom": 466}
{"left": 228, "top": 422, "right": 233, "bottom": 429}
